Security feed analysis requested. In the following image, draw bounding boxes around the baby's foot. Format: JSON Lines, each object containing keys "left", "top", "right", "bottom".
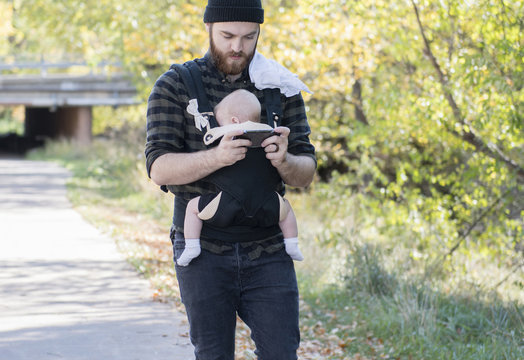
{"left": 177, "top": 239, "right": 201, "bottom": 266}
{"left": 284, "top": 239, "right": 304, "bottom": 261}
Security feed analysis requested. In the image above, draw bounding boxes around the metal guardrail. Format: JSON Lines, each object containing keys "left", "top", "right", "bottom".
{"left": 0, "top": 56, "right": 123, "bottom": 75}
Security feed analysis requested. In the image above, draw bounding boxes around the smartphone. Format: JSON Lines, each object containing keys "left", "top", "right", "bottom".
{"left": 235, "top": 129, "right": 276, "bottom": 147}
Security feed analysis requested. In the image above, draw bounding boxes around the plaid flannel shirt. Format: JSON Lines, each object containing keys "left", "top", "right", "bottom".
{"left": 145, "top": 53, "right": 316, "bottom": 257}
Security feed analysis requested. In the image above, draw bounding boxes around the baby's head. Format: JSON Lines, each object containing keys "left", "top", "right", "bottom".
{"left": 214, "top": 89, "right": 261, "bottom": 126}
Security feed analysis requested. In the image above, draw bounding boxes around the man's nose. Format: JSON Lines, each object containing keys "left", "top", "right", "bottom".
{"left": 231, "top": 38, "right": 243, "bottom": 53}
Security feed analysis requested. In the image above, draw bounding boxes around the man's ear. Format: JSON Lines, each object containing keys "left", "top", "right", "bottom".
{"left": 231, "top": 116, "right": 240, "bottom": 124}
{"left": 205, "top": 23, "right": 211, "bottom": 32}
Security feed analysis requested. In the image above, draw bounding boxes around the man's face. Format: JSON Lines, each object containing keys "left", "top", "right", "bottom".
{"left": 208, "top": 22, "right": 259, "bottom": 75}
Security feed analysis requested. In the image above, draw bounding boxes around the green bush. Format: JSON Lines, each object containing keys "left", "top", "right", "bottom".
{"left": 343, "top": 242, "right": 398, "bottom": 297}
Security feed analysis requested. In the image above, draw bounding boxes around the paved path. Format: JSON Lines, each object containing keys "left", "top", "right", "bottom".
{"left": 0, "top": 158, "right": 194, "bottom": 360}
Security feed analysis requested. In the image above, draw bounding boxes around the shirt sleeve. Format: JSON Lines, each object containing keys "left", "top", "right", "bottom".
{"left": 281, "top": 92, "right": 317, "bottom": 164}
{"left": 144, "top": 70, "right": 188, "bottom": 178}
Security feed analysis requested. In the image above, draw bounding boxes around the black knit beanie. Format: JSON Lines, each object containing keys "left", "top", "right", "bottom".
{"left": 203, "top": 0, "right": 264, "bottom": 24}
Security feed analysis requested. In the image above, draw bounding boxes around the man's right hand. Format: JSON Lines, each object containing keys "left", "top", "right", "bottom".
{"left": 214, "top": 130, "right": 252, "bottom": 167}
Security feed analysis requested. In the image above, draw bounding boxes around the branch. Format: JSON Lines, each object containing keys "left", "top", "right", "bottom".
{"left": 351, "top": 79, "right": 369, "bottom": 125}
{"left": 445, "top": 189, "right": 510, "bottom": 258}
{"left": 492, "top": 260, "right": 524, "bottom": 290}
{"left": 423, "top": 189, "right": 511, "bottom": 281}
{"left": 410, "top": 0, "right": 524, "bottom": 181}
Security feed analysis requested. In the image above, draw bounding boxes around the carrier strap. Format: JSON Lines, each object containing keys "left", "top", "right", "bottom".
{"left": 263, "top": 88, "right": 283, "bottom": 128}
{"left": 171, "top": 62, "right": 219, "bottom": 128}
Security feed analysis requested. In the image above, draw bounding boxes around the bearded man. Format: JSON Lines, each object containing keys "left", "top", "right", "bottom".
{"left": 145, "top": 1, "right": 316, "bottom": 359}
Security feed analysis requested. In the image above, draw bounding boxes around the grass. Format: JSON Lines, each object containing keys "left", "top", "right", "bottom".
{"left": 28, "top": 139, "right": 524, "bottom": 359}
{"left": 296, "top": 240, "right": 524, "bottom": 359}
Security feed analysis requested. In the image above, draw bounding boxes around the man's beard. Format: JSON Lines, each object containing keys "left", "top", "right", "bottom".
{"left": 210, "top": 34, "right": 256, "bottom": 76}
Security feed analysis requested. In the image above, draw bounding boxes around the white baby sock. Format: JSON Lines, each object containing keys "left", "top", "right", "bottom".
{"left": 284, "top": 237, "right": 304, "bottom": 261}
{"left": 177, "top": 238, "right": 201, "bottom": 266}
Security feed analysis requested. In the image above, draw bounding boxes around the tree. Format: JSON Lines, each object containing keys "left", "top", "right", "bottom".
{"left": 3, "top": 0, "right": 522, "bottom": 279}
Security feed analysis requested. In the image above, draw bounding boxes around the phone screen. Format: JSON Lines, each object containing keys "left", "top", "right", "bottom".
{"left": 235, "top": 130, "right": 275, "bottom": 147}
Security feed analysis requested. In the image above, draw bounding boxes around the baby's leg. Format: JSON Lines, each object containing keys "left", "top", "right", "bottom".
{"left": 184, "top": 197, "right": 203, "bottom": 239}
{"left": 279, "top": 198, "right": 304, "bottom": 261}
{"left": 178, "top": 197, "right": 202, "bottom": 266}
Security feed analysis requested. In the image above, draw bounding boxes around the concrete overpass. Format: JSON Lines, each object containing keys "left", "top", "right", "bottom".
{"left": 0, "top": 60, "right": 139, "bottom": 150}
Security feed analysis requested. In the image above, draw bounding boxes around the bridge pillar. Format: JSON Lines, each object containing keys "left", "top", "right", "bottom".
{"left": 56, "top": 107, "right": 92, "bottom": 144}
{"left": 25, "top": 106, "right": 92, "bottom": 144}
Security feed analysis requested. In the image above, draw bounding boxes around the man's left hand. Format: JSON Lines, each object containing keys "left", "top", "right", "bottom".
{"left": 262, "top": 126, "right": 290, "bottom": 168}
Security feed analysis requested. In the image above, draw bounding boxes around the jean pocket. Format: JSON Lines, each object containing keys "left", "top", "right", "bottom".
{"left": 173, "top": 233, "right": 186, "bottom": 263}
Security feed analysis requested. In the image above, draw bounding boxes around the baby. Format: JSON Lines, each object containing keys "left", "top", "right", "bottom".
{"left": 178, "top": 89, "right": 303, "bottom": 266}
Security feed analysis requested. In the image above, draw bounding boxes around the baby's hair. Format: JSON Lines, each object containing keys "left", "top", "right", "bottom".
{"left": 215, "top": 89, "right": 261, "bottom": 125}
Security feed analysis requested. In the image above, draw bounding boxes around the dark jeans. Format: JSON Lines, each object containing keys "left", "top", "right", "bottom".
{"left": 172, "top": 232, "right": 300, "bottom": 360}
